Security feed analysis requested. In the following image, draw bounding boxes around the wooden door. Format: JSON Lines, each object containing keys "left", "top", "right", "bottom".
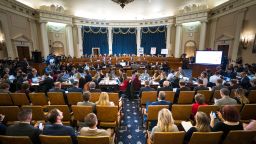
{"left": 17, "top": 46, "right": 30, "bottom": 60}
{"left": 217, "top": 45, "right": 229, "bottom": 57}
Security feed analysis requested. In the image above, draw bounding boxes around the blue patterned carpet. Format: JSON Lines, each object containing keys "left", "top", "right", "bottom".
{"left": 117, "top": 98, "right": 146, "bottom": 144}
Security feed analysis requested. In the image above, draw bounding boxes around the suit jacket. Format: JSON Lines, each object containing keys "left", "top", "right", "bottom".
{"left": 43, "top": 124, "right": 76, "bottom": 144}
{"left": 214, "top": 96, "right": 237, "bottom": 106}
{"left": 240, "top": 76, "right": 251, "bottom": 89}
{"left": 194, "top": 85, "right": 209, "bottom": 92}
{"left": 77, "top": 101, "right": 96, "bottom": 112}
{"left": 67, "top": 87, "right": 83, "bottom": 93}
{"left": 150, "top": 100, "right": 172, "bottom": 111}
{"left": 157, "top": 86, "right": 173, "bottom": 95}
{"left": 39, "top": 77, "right": 54, "bottom": 92}
{"left": 139, "top": 86, "right": 155, "bottom": 97}
{"left": 89, "top": 89, "right": 102, "bottom": 93}
{"left": 6, "top": 123, "right": 41, "bottom": 144}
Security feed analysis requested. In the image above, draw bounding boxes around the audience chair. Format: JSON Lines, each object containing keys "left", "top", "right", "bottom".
{"left": 147, "top": 105, "right": 169, "bottom": 129}
{"left": 71, "top": 105, "right": 93, "bottom": 126}
{"left": 66, "top": 92, "right": 83, "bottom": 105}
{"left": 189, "top": 132, "right": 223, "bottom": 144}
{"left": 77, "top": 136, "right": 109, "bottom": 144}
{"left": 22, "top": 105, "right": 45, "bottom": 122}
{"left": 151, "top": 131, "right": 185, "bottom": 144}
{"left": 39, "top": 135, "right": 72, "bottom": 144}
{"left": 0, "top": 135, "right": 33, "bottom": 144}
{"left": 0, "top": 93, "right": 13, "bottom": 106}
{"left": 108, "top": 93, "right": 119, "bottom": 106}
{"left": 172, "top": 105, "right": 192, "bottom": 124}
{"left": 47, "top": 105, "right": 71, "bottom": 125}
{"left": 248, "top": 90, "right": 256, "bottom": 103}
{"left": 197, "top": 90, "right": 213, "bottom": 104}
{"left": 29, "top": 93, "right": 48, "bottom": 106}
{"left": 197, "top": 105, "right": 220, "bottom": 116}
{"left": 90, "top": 93, "right": 101, "bottom": 103}
{"left": 96, "top": 106, "right": 118, "bottom": 128}
{"left": 177, "top": 91, "right": 195, "bottom": 104}
{"left": 212, "top": 90, "right": 221, "bottom": 100}
{"left": 222, "top": 130, "right": 256, "bottom": 144}
{"left": 10, "top": 93, "right": 30, "bottom": 106}
{"left": 0, "top": 106, "right": 20, "bottom": 125}
{"left": 240, "top": 104, "right": 256, "bottom": 122}
{"left": 165, "top": 91, "right": 175, "bottom": 103}
{"left": 47, "top": 92, "right": 66, "bottom": 105}
{"left": 140, "top": 91, "right": 157, "bottom": 108}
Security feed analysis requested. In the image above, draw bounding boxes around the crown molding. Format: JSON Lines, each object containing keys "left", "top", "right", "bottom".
{"left": 176, "top": 10, "right": 208, "bottom": 24}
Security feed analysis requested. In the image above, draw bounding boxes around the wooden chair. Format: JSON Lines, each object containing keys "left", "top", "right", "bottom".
{"left": 177, "top": 91, "right": 195, "bottom": 104}
{"left": 96, "top": 106, "right": 118, "bottom": 128}
{"left": 0, "top": 106, "right": 20, "bottom": 125}
{"left": 39, "top": 135, "right": 72, "bottom": 144}
{"left": 22, "top": 106, "right": 45, "bottom": 122}
{"left": 10, "top": 93, "right": 30, "bottom": 106}
{"left": 47, "top": 105, "right": 71, "bottom": 125}
{"left": 29, "top": 93, "right": 48, "bottom": 106}
{"left": 197, "top": 90, "right": 213, "bottom": 104}
{"left": 240, "top": 104, "right": 256, "bottom": 122}
{"left": 189, "top": 132, "right": 223, "bottom": 144}
{"left": 151, "top": 131, "right": 185, "bottom": 144}
{"left": 248, "top": 90, "right": 256, "bottom": 103}
{"left": 66, "top": 92, "right": 83, "bottom": 105}
{"left": 140, "top": 91, "right": 157, "bottom": 108}
{"left": 0, "top": 135, "right": 33, "bottom": 144}
{"left": 197, "top": 105, "right": 220, "bottom": 116}
{"left": 172, "top": 105, "right": 192, "bottom": 124}
{"left": 77, "top": 136, "right": 109, "bottom": 144}
{"left": 222, "top": 130, "right": 256, "bottom": 144}
{"left": 71, "top": 105, "right": 93, "bottom": 126}
{"left": 147, "top": 105, "right": 169, "bottom": 129}
{"left": 90, "top": 93, "right": 101, "bottom": 103}
{"left": 47, "top": 92, "right": 66, "bottom": 105}
{"left": 212, "top": 90, "right": 221, "bottom": 100}
{"left": 0, "top": 93, "right": 13, "bottom": 106}
{"left": 108, "top": 93, "right": 119, "bottom": 106}
{"left": 165, "top": 91, "right": 175, "bottom": 103}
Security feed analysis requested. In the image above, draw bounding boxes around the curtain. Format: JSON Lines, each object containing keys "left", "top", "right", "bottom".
{"left": 112, "top": 28, "right": 137, "bottom": 55}
{"left": 141, "top": 26, "right": 166, "bottom": 55}
{"left": 82, "top": 26, "right": 108, "bottom": 55}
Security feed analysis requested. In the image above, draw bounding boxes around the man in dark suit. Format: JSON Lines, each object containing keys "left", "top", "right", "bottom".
{"left": 240, "top": 72, "right": 251, "bottom": 89}
{"left": 6, "top": 109, "right": 41, "bottom": 144}
{"left": 89, "top": 81, "right": 101, "bottom": 93}
{"left": 157, "top": 80, "right": 173, "bottom": 95}
{"left": 43, "top": 108, "right": 76, "bottom": 144}
{"left": 194, "top": 79, "right": 209, "bottom": 92}
{"left": 139, "top": 80, "right": 155, "bottom": 97}
{"left": 39, "top": 72, "right": 54, "bottom": 93}
{"left": 49, "top": 82, "right": 65, "bottom": 94}
{"left": 67, "top": 81, "right": 83, "bottom": 93}
{"left": 174, "top": 81, "right": 191, "bottom": 103}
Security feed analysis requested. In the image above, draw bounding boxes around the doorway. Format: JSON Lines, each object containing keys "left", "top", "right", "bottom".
{"left": 92, "top": 48, "right": 100, "bottom": 56}
{"left": 17, "top": 46, "right": 30, "bottom": 60}
{"left": 218, "top": 45, "right": 229, "bottom": 57}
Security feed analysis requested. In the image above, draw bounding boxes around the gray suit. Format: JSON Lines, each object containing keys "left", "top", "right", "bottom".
{"left": 77, "top": 101, "right": 96, "bottom": 112}
{"left": 214, "top": 96, "right": 237, "bottom": 106}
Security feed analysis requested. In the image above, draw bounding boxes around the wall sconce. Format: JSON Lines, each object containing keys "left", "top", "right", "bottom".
{"left": 0, "top": 35, "right": 6, "bottom": 51}
{"left": 240, "top": 34, "right": 254, "bottom": 50}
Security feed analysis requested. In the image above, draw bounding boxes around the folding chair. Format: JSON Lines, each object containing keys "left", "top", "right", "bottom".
{"left": 165, "top": 91, "right": 175, "bottom": 103}
{"left": 0, "top": 93, "right": 13, "bottom": 106}
{"left": 240, "top": 104, "right": 256, "bottom": 122}
{"left": 147, "top": 105, "right": 169, "bottom": 129}
{"left": 90, "top": 93, "right": 101, "bottom": 103}
{"left": 172, "top": 105, "right": 192, "bottom": 124}
{"left": 47, "top": 92, "right": 66, "bottom": 105}
{"left": 77, "top": 136, "right": 109, "bottom": 144}
{"left": 151, "top": 132, "right": 185, "bottom": 144}
{"left": 197, "top": 105, "right": 220, "bottom": 116}
{"left": 140, "top": 91, "right": 157, "bottom": 108}
{"left": 197, "top": 90, "right": 213, "bottom": 104}
{"left": 222, "top": 130, "right": 256, "bottom": 144}
{"left": 0, "top": 106, "right": 20, "bottom": 125}
{"left": 10, "top": 93, "right": 30, "bottom": 106}
{"left": 39, "top": 135, "right": 72, "bottom": 144}
{"left": 22, "top": 105, "right": 45, "bottom": 122}
{"left": 108, "top": 93, "right": 119, "bottom": 106}
{"left": 248, "top": 90, "right": 256, "bottom": 103}
{"left": 189, "top": 132, "right": 223, "bottom": 144}
{"left": 0, "top": 135, "right": 32, "bottom": 144}
{"left": 96, "top": 106, "right": 118, "bottom": 128}
{"left": 66, "top": 92, "right": 83, "bottom": 105}
{"left": 29, "top": 93, "right": 48, "bottom": 106}
{"left": 177, "top": 91, "right": 195, "bottom": 104}
{"left": 71, "top": 105, "right": 93, "bottom": 126}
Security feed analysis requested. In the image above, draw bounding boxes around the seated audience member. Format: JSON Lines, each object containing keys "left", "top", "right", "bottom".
{"left": 119, "top": 73, "right": 129, "bottom": 93}
{"left": 27, "top": 68, "right": 39, "bottom": 81}
{"left": 88, "top": 81, "right": 101, "bottom": 93}
{"left": 209, "top": 71, "right": 221, "bottom": 84}
{"left": 233, "top": 88, "right": 249, "bottom": 105}
{"left": 159, "top": 71, "right": 167, "bottom": 87}
{"left": 67, "top": 81, "right": 83, "bottom": 93}
{"left": 184, "top": 112, "right": 211, "bottom": 144}
{"left": 229, "top": 79, "right": 239, "bottom": 90}
{"left": 39, "top": 72, "right": 54, "bottom": 92}
{"left": 243, "top": 119, "right": 256, "bottom": 131}
{"left": 199, "top": 72, "right": 208, "bottom": 87}
{"left": 192, "top": 94, "right": 208, "bottom": 117}
{"left": 139, "top": 80, "right": 155, "bottom": 97}
{"left": 212, "top": 78, "right": 226, "bottom": 92}
{"left": 170, "top": 72, "right": 180, "bottom": 88}
{"left": 43, "top": 108, "right": 76, "bottom": 144}
{"left": 194, "top": 79, "right": 209, "bottom": 92}
{"left": 249, "top": 79, "right": 256, "bottom": 91}
{"left": 167, "top": 70, "right": 175, "bottom": 81}
{"left": 240, "top": 72, "right": 251, "bottom": 89}
{"left": 210, "top": 105, "right": 243, "bottom": 141}
{"left": 131, "top": 73, "right": 141, "bottom": 92}
{"left": 152, "top": 70, "right": 161, "bottom": 81}
{"left": 16, "top": 83, "right": 31, "bottom": 100}
{"left": 77, "top": 92, "right": 96, "bottom": 112}
{"left": 49, "top": 81, "right": 65, "bottom": 94}
{"left": 0, "top": 83, "right": 10, "bottom": 93}
{"left": 174, "top": 81, "right": 191, "bottom": 103}
{"left": 6, "top": 109, "right": 40, "bottom": 144}
{"left": 177, "top": 67, "right": 185, "bottom": 77}
{"left": 0, "top": 114, "right": 6, "bottom": 135}
{"left": 225, "top": 68, "right": 237, "bottom": 79}
{"left": 150, "top": 108, "right": 179, "bottom": 142}
{"left": 140, "top": 69, "right": 150, "bottom": 81}
{"left": 214, "top": 88, "right": 237, "bottom": 106}
{"left": 157, "top": 81, "right": 173, "bottom": 95}
{"left": 80, "top": 113, "right": 114, "bottom": 144}
{"left": 95, "top": 92, "right": 114, "bottom": 106}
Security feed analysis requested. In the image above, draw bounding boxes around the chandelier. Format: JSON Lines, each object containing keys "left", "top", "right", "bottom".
{"left": 112, "top": 0, "right": 134, "bottom": 8}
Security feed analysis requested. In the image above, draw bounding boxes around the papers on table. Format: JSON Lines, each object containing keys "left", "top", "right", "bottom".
{"left": 181, "top": 121, "right": 193, "bottom": 132}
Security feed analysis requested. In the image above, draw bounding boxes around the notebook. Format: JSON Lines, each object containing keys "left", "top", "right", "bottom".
{"left": 181, "top": 121, "right": 193, "bottom": 132}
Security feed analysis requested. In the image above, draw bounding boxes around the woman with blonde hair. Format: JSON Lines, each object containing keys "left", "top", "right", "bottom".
{"left": 95, "top": 92, "right": 114, "bottom": 106}
{"left": 184, "top": 112, "right": 211, "bottom": 143}
{"left": 234, "top": 88, "right": 249, "bottom": 105}
{"left": 150, "top": 108, "right": 179, "bottom": 142}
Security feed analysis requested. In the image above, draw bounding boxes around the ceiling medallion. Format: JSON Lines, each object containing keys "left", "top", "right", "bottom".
{"left": 112, "top": 0, "right": 135, "bottom": 8}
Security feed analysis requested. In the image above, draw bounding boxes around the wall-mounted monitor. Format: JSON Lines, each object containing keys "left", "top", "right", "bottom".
{"left": 195, "top": 51, "right": 222, "bottom": 65}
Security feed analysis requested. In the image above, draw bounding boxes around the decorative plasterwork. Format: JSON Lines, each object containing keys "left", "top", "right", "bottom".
{"left": 209, "top": 0, "right": 256, "bottom": 19}
{"left": 39, "top": 4, "right": 65, "bottom": 14}
{"left": 38, "top": 10, "right": 72, "bottom": 25}
{"left": 216, "top": 34, "right": 234, "bottom": 41}
{"left": 0, "top": 0, "right": 38, "bottom": 19}
{"left": 176, "top": 10, "right": 208, "bottom": 24}
{"left": 178, "top": 3, "right": 208, "bottom": 15}
{"left": 11, "top": 34, "right": 32, "bottom": 42}
{"left": 47, "top": 24, "right": 65, "bottom": 33}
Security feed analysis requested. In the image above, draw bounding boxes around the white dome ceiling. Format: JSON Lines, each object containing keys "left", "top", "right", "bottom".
{"left": 16, "top": 0, "right": 230, "bottom": 20}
